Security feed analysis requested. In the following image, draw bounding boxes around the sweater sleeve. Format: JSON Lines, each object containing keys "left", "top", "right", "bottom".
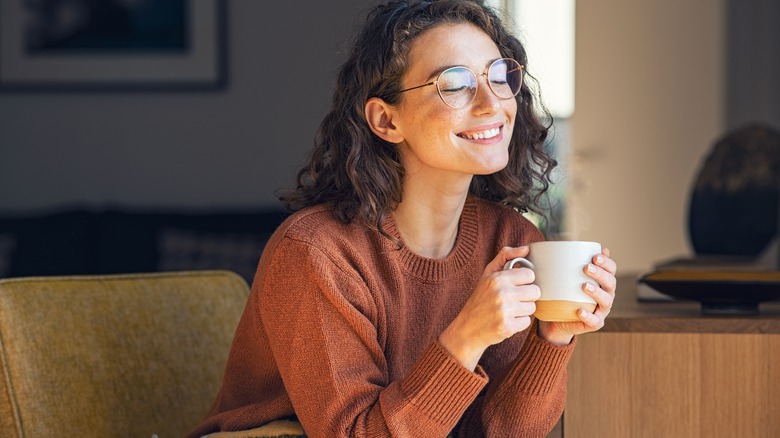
{"left": 443, "top": 203, "right": 573, "bottom": 437}
{"left": 455, "top": 320, "right": 575, "bottom": 438}
{"left": 259, "top": 237, "right": 487, "bottom": 438}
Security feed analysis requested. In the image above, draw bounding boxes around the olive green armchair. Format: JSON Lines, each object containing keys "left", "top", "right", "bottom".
{"left": 0, "top": 270, "right": 250, "bottom": 437}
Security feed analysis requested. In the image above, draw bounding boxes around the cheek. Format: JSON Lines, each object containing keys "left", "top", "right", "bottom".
{"left": 506, "top": 99, "right": 518, "bottom": 124}
{"left": 408, "top": 107, "right": 461, "bottom": 141}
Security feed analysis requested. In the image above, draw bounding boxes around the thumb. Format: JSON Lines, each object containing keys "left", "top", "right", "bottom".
{"left": 485, "top": 246, "right": 531, "bottom": 274}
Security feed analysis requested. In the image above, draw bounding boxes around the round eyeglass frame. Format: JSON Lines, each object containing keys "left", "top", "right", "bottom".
{"left": 391, "top": 58, "right": 524, "bottom": 109}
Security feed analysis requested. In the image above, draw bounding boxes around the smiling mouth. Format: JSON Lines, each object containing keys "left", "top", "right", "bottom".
{"left": 457, "top": 126, "right": 501, "bottom": 140}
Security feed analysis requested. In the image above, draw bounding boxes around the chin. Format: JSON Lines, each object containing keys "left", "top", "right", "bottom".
{"left": 481, "top": 154, "right": 511, "bottom": 174}
{"left": 473, "top": 160, "right": 509, "bottom": 176}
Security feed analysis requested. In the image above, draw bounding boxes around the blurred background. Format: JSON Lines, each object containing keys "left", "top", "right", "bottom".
{"left": 0, "top": 0, "right": 778, "bottom": 279}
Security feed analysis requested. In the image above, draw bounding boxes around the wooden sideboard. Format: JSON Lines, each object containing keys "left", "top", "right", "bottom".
{"left": 560, "top": 276, "right": 780, "bottom": 437}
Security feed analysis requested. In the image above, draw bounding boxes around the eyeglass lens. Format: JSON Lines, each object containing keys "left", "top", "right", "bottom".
{"left": 437, "top": 59, "right": 522, "bottom": 108}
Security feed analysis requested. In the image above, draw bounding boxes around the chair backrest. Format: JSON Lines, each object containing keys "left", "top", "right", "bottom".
{"left": 0, "top": 270, "right": 249, "bottom": 437}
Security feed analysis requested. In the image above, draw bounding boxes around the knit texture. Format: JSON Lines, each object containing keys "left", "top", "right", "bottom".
{"left": 189, "top": 198, "right": 575, "bottom": 438}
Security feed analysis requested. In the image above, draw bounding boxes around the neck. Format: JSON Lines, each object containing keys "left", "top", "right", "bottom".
{"left": 393, "top": 177, "right": 471, "bottom": 259}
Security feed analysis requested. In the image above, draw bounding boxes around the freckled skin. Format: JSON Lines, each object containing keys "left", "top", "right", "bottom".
{"left": 392, "top": 22, "right": 518, "bottom": 185}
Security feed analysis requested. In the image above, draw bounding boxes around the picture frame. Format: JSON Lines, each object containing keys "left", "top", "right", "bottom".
{"left": 0, "top": 0, "right": 227, "bottom": 91}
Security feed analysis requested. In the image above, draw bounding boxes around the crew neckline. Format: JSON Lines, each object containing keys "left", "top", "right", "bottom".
{"left": 384, "top": 198, "right": 480, "bottom": 283}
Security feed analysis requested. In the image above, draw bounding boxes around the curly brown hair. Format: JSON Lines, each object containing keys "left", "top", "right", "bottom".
{"left": 279, "top": 0, "right": 556, "bottom": 231}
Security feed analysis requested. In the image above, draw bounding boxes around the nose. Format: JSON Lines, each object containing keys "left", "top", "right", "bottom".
{"left": 471, "top": 73, "right": 501, "bottom": 114}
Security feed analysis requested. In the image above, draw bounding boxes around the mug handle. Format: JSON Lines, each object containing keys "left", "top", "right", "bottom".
{"left": 503, "top": 257, "right": 535, "bottom": 271}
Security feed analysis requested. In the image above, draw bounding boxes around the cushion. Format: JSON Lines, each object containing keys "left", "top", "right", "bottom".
{"left": 0, "top": 270, "right": 249, "bottom": 437}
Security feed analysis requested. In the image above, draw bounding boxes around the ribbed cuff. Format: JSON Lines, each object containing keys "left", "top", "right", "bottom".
{"left": 400, "top": 340, "right": 488, "bottom": 426}
{"left": 503, "top": 329, "right": 576, "bottom": 396}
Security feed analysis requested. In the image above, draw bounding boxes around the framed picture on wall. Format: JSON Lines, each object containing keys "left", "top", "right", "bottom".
{"left": 0, "top": 0, "right": 227, "bottom": 91}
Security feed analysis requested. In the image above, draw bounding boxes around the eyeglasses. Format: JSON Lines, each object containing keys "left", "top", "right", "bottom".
{"left": 392, "top": 58, "right": 524, "bottom": 109}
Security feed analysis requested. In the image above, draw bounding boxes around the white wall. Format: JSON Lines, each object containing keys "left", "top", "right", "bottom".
{"left": 567, "top": 0, "right": 726, "bottom": 273}
{"left": 0, "top": 0, "right": 369, "bottom": 211}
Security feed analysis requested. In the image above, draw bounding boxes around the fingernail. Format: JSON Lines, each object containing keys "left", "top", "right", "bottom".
{"left": 596, "top": 255, "right": 604, "bottom": 264}
{"left": 585, "top": 282, "right": 595, "bottom": 292}
{"left": 587, "top": 264, "right": 597, "bottom": 274}
{"left": 579, "top": 309, "right": 588, "bottom": 318}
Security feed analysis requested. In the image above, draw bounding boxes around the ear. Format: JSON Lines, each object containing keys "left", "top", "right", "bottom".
{"left": 364, "top": 97, "right": 404, "bottom": 144}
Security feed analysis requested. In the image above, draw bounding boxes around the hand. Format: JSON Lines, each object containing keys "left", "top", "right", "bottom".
{"left": 538, "top": 248, "right": 618, "bottom": 346}
{"left": 439, "top": 246, "right": 541, "bottom": 370}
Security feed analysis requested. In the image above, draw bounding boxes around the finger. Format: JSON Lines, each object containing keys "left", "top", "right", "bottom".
{"left": 583, "top": 281, "right": 614, "bottom": 313}
{"left": 485, "top": 246, "right": 531, "bottom": 274}
{"left": 507, "top": 315, "right": 533, "bottom": 334}
{"left": 585, "top": 263, "right": 617, "bottom": 293}
{"left": 501, "top": 266, "right": 535, "bottom": 286}
{"left": 601, "top": 247, "right": 611, "bottom": 258}
{"left": 512, "top": 301, "right": 537, "bottom": 318}
{"left": 504, "top": 245, "right": 531, "bottom": 261}
{"left": 577, "top": 308, "right": 604, "bottom": 329}
{"left": 592, "top": 252, "right": 617, "bottom": 276}
{"left": 515, "top": 284, "right": 541, "bottom": 302}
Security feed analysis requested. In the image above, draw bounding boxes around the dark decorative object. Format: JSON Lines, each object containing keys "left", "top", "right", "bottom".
{"left": 688, "top": 123, "right": 780, "bottom": 256}
{"left": 641, "top": 123, "right": 780, "bottom": 314}
{"left": 641, "top": 270, "right": 780, "bottom": 315}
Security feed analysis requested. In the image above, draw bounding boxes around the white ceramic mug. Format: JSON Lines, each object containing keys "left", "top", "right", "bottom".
{"left": 503, "top": 241, "right": 601, "bottom": 322}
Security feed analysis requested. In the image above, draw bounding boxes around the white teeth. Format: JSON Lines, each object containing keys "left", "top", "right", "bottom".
{"left": 460, "top": 127, "right": 500, "bottom": 140}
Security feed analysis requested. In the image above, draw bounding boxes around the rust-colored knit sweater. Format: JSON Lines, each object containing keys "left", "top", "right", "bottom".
{"left": 189, "top": 197, "right": 575, "bottom": 438}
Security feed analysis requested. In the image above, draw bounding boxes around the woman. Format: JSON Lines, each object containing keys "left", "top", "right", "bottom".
{"left": 190, "top": 1, "right": 617, "bottom": 437}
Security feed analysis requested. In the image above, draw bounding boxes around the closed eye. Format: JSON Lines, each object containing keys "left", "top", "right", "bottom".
{"left": 440, "top": 84, "right": 470, "bottom": 93}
